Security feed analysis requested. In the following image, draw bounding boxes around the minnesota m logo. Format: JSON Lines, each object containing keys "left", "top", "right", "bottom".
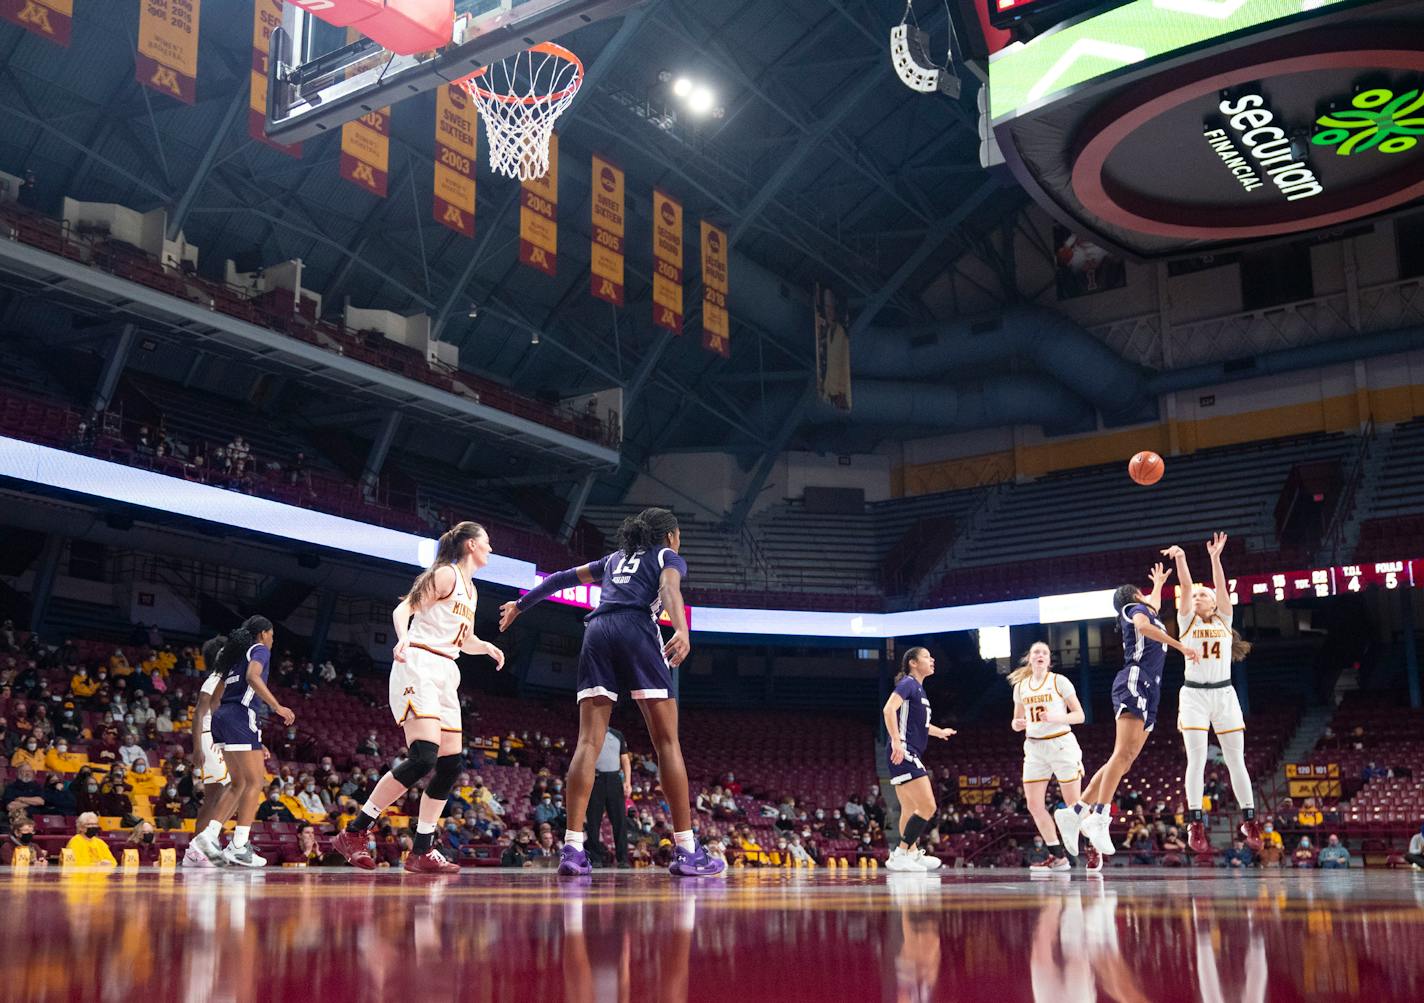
{"left": 18, "top": 1, "right": 55, "bottom": 35}
{"left": 352, "top": 162, "right": 378, "bottom": 188}
{"left": 150, "top": 65, "right": 182, "bottom": 96}
{"left": 443, "top": 205, "right": 466, "bottom": 228}
{"left": 403, "top": 686, "right": 415, "bottom": 697}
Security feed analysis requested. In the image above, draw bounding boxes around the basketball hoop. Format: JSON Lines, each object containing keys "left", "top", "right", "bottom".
{"left": 458, "top": 42, "right": 583, "bottom": 181}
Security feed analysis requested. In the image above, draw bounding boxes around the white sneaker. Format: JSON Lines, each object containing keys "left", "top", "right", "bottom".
{"left": 183, "top": 843, "right": 215, "bottom": 868}
{"left": 913, "top": 849, "right": 942, "bottom": 871}
{"left": 191, "top": 831, "right": 228, "bottom": 866}
{"left": 1054, "top": 806, "right": 1083, "bottom": 855}
{"left": 886, "top": 847, "right": 923, "bottom": 872}
{"left": 222, "top": 842, "right": 267, "bottom": 868}
{"left": 1080, "top": 811, "right": 1117, "bottom": 856}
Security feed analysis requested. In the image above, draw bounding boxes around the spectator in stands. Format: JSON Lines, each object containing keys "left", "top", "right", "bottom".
{"left": 501, "top": 829, "right": 537, "bottom": 868}
{"left": 1026, "top": 836, "right": 1050, "bottom": 867}
{"left": 495, "top": 740, "right": 518, "bottom": 767}
{"left": 357, "top": 731, "right": 380, "bottom": 757}
{"left": 629, "top": 838, "right": 653, "bottom": 867}
{"left": 45, "top": 739, "right": 82, "bottom": 774}
{"left": 1297, "top": 798, "right": 1323, "bottom": 828}
{"left": 1161, "top": 827, "right": 1187, "bottom": 867}
{"left": 67, "top": 812, "right": 116, "bottom": 867}
{"left": 90, "top": 725, "right": 120, "bottom": 765}
{"left": 155, "top": 704, "right": 173, "bottom": 734}
{"left": 1318, "top": 834, "right": 1350, "bottom": 869}
{"left": 4, "top": 764, "right": 45, "bottom": 816}
{"left": 1, "top": 816, "right": 46, "bottom": 866}
{"left": 125, "top": 821, "right": 160, "bottom": 864}
{"left": 1222, "top": 837, "right": 1255, "bottom": 868}
{"left": 1127, "top": 818, "right": 1157, "bottom": 866}
{"left": 154, "top": 783, "right": 185, "bottom": 830}
{"left": 289, "top": 823, "right": 325, "bottom": 866}
{"left": 43, "top": 774, "right": 75, "bottom": 816}
{"left": 724, "top": 773, "right": 743, "bottom": 796}
{"left": 257, "top": 786, "right": 297, "bottom": 823}
{"left": 843, "top": 795, "right": 867, "bottom": 830}
{"left": 98, "top": 769, "right": 137, "bottom": 826}
{"left": 55, "top": 703, "right": 83, "bottom": 742}
{"left": 1292, "top": 836, "right": 1316, "bottom": 868}
{"left": 297, "top": 779, "right": 325, "bottom": 820}
{"left": 285, "top": 452, "right": 313, "bottom": 493}
{"left": 1362, "top": 760, "right": 1387, "bottom": 782}
{"left": 319, "top": 660, "right": 337, "bottom": 685}
{"left": 70, "top": 667, "right": 98, "bottom": 701}
{"left": 1257, "top": 821, "right": 1285, "bottom": 868}
{"left": 128, "top": 758, "right": 163, "bottom": 801}
{"left": 118, "top": 731, "right": 146, "bottom": 768}
{"left": 10, "top": 734, "right": 43, "bottom": 771}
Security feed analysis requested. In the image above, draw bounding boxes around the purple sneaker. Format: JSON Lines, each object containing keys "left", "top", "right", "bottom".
{"left": 558, "top": 844, "right": 592, "bottom": 876}
{"left": 669, "top": 844, "right": 725, "bottom": 877}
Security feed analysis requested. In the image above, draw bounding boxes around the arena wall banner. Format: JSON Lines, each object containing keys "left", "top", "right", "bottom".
{"left": 339, "top": 27, "right": 390, "bottom": 197}
{"left": 813, "top": 281, "right": 851, "bottom": 412}
{"left": 700, "top": 221, "right": 730, "bottom": 358}
{"left": 652, "top": 189, "right": 683, "bottom": 334}
{"left": 0, "top": 0, "right": 72, "bottom": 46}
{"left": 433, "top": 83, "right": 476, "bottom": 238}
{"left": 249, "top": 0, "right": 300, "bottom": 156}
{"left": 519, "top": 132, "right": 558, "bottom": 276}
{"left": 590, "top": 153, "right": 625, "bottom": 306}
{"left": 136, "top": 0, "right": 201, "bottom": 104}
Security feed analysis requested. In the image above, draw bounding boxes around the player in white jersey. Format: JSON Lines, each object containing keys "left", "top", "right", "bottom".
{"left": 332, "top": 521, "right": 506, "bottom": 875}
{"left": 1163, "top": 532, "right": 1262, "bottom": 854}
{"left": 183, "top": 634, "right": 239, "bottom": 867}
{"left": 1009, "top": 641, "right": 1088, "bottom": 872}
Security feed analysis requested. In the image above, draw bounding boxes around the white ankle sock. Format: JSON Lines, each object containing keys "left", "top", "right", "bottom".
{"left": 674, "top": 830, "right": 695, "bottom": 853}
{"left": 564, "top": 830, "right": 585, "bottom": 847}
{"left": 231, "top": 825, "right": 250, "bottom": 849}
{"left": 203, "top": 820, "right": 222, "bottom": 841}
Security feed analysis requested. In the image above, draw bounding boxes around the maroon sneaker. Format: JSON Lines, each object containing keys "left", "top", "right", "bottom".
{"left": 1083, "top": 844, "right": 1103, "bottom": 873}
{"left": 332, "top": 829, "right": 377, "bottom": 871}
{"left": 404, "top": 848, "right": 460, "bottom": 874}
{"left": 1187, "top": 821, "right": 1211, "bottom": 854}
{"left": 1240, "top": 818, "right": 1264, "bottom": 853}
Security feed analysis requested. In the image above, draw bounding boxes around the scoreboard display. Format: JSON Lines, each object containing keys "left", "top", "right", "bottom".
{"left": 987, "top": 0, "right": 1103, "bottom": 30}
{"left": 1174, "top": 559, "right": 1420, "bottom": 608}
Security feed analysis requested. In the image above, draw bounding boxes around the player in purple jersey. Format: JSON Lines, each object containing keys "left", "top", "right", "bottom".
{"left": 202, "top": 615, "right": 294, "bottom": 867}
{"left": 500, "top": 507, "right": 723, "bottom": 877}
{"left": 1055, "top": 564, "right": 1199, "bottom": 863}
{"left": 881, "top": 647, "right": 955, "bottom": 872}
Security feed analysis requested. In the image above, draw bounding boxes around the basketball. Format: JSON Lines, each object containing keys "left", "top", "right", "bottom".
{"left": 1129, "top": 450, "right": 1164, "bottom": 485}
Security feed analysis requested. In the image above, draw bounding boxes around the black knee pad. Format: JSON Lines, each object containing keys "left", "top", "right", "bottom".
{"left": 392, "top": 739, "right": 439, "bottom": 787}
{"left": 424, "top": 754, "right": 462, "bottom": 801}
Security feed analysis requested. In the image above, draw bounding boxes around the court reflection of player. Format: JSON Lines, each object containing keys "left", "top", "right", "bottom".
{"left": 561, "top": 888, "right": 695, "bottom": 1003}
{"left": 881, "top": 874, "right": 942, "bottom": 1003}
{"left": 1030, "top": 889, "right": 1148, "bottom": 1003}
{"left": 1193, "top": 901, "right": 1266, "bottom": 1003}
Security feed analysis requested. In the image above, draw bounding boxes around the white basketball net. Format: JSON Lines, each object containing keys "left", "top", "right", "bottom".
{"left": 460, "top": 43, "right": 583, "bottom": 182}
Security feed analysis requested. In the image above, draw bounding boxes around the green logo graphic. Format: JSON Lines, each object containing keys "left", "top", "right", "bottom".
{"left": 1312, "top": 88, "right": 1424, "bottom": 156}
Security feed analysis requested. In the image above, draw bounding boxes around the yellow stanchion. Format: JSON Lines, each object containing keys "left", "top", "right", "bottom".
{"left": 858, "top": 856, "right": 868, "bottom": 871}
{"left": 158, "top": 847, "right": 177, "bottom": 869}
{"left": 868, "top": 857, "right": 879, "bottom": 870}
{"left": 12, "top": 845, "right": 31, "bottom": 870}
{"left": 60, "top": 848, "right": 78, "bottom": 868}
{"left": 122, "top": 848, "right": 140, "bottom": 868}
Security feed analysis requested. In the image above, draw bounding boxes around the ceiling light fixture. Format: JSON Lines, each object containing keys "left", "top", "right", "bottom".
{"left": 672, "top": 77, "right": 693, "bottom": 98}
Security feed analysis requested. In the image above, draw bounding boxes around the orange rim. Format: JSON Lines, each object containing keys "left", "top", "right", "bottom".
{"left": 460, "top": 42, "right": 585, "bottom": 107}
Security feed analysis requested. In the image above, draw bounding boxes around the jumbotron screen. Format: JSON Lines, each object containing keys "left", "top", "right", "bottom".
{"left": 988, "top": 0, "right": 1120, "bottom": 31}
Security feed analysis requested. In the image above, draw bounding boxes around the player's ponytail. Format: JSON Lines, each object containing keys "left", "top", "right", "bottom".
{"left": 896, "top": 646, "right": 928, "bottom": 684}
{"left": 1230, "top": 627, "right": 1252, "bottom": 661}
{"left": 200, "top": 634, "right": 227, "bottom": 675}
{"left": 404, "top": 521, "right": 487, "bottom": 609}
{"left": 215, "top": 615, "right": 272, "bottom": 675}
{"left": 617, "top": 507, "right": 679, "bottom": 558}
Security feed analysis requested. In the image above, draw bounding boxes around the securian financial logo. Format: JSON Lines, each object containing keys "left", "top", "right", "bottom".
{"left": 1312, "top": 88, "right": 1424, "bottom": 157}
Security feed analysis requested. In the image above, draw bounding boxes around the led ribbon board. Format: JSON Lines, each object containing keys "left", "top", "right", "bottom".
{"left": 989, "top": 0, "right": 1355, "bottom": 122}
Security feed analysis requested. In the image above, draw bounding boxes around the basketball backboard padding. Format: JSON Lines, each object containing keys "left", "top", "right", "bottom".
{"left": 288, "top": 0, "right": 453, "bottom": 56}
{"left": 267, "top": 0, "right": 640, "bottom": 145}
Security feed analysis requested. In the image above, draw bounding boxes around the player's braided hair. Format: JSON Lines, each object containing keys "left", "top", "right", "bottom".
{"left": 617, "top": 507, "right": 679, "bottom": 558}
{"left": 214, "top": 615, "right": 273, "bottom": 675}
{"left": 1111, "top": 584, "right": 1141, "bottom": 613}
{"left": 404, "top": 521, "right": 487, "bottom": 609}
{"left": 895, "top": 646, "right": 928, "bottom": 683}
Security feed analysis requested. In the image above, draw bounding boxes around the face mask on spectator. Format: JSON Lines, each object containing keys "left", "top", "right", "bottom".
{"left": 56, "top": 743, "right": 67, "bottom": 753}
{"left": 134, "top": 761, "right": 147, "bottom": 773}
{"left": 18, "top": 832, "right": 33, "bottom": 844}
{"left": 85, "top": 827, "right": 99, "bottom": 838}
{"left": 25, "top": 741, "right": 36, "bottom": 751}
{"left": 306, "top": 784, "right": 316, "bottom": 793}
{"left": 86, "top": 783, "right": 98, "bottom": 794}
{"left": 166, "top": 788, "right": 177, "bottom": 798}
{"left": 141, "top": 832, "right": 155, "bottom": 844}
{"left": 269, "top": 793, "right": 281, "bottom": 802}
